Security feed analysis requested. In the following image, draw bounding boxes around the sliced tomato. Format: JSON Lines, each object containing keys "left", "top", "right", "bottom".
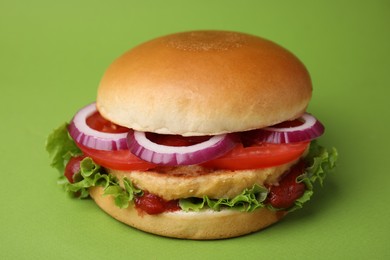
{"left": 78, "top": 143, "right": 156, "bottom": 171}
{"left": 77, "top": 140, "right": 308, "bottom": 171}
{"left": 146, "top": 132, "right": 211, "bottom": 147}
{"left": 86, "top": 111, "right": 129, "bottom": 133}
{"left": 202, "top": 141, "right": 309, "bottom": 170}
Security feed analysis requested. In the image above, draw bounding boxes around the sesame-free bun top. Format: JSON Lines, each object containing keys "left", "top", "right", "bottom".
{"left": 97, "top": 30, "right": 312, "bottom": 136}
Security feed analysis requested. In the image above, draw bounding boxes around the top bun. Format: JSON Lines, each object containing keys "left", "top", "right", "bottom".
{"left": 97, "top": 30, "right": 312, "bottom": 136}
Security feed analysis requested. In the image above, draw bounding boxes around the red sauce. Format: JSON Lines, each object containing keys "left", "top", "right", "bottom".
{"left": 134, "top": 192, "right": 180, "bottom": 215}
{"left": 266, "top": 161, "right": 306, "bottom": 208}
{"left": 64, "top": 155, "right": 86, "bottom": 183}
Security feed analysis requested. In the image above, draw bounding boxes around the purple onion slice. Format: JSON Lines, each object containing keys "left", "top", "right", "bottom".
{"left": 127, "top": 130, "right": 237, "bottom": 166}
{"left": 68, "top": 103, "right": 129, "bottom": 151}
{"left": 256, "top": 113, "right": 325, "bottom": 143}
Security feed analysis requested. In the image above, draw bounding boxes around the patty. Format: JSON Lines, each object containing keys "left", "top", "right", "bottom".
{"left": 108, "top": 155, "right": 304, "bottom": 201}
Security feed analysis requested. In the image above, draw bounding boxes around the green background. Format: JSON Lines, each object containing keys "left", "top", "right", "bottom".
{"left": 1, "top": 1, "right": 389, "bottom": 259}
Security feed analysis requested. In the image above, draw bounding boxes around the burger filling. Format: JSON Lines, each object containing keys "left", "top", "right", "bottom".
{"left": 46, "top": 104, "right": 337, "bottom": 215}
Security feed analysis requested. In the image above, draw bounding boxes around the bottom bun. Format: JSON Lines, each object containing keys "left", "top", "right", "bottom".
{"left": 90, "top": 186, "right": 287, "bottom": 239}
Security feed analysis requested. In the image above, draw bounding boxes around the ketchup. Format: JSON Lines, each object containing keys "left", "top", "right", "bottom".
{"left": 64, "top": 155, "right": 86, "bottom": 183}
{"left": 134, "top": 192, "right": 180, "bottom": 215}
{"left": 266, "top": 161, "right": 306, "bottom": 209}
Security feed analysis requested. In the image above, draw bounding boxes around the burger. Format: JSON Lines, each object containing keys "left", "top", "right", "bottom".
{"left": 46, "top": 30, "right": 337, "bottom": 239}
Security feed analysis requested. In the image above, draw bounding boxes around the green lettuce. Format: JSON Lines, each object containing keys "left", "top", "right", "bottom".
{"left": 179, "top": 184, "right": 268, "bottom": 212}
{"left": 46, "top": 123, "right": 82, "bottom": 173}
{"left": 66, "top": 157, "right": 142, "bottom": 208}
{"left": 289, "top": 140, "right": 338, "bottom": 212}
{"left": 45, "top": 123, "right": 142, "bottom": 208}
{"left": 46, "top": 124, "right": 338, "bottom": 212}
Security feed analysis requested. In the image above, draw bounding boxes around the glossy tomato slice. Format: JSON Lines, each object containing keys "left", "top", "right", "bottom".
{"left": 86, "top": 111, "right": 129, "bottom": 134}
{"left": 202, "top": 141, "right": 309, "bottom": 170}
{"left": 78, "top": 143, "right": 156, "bottom": 171}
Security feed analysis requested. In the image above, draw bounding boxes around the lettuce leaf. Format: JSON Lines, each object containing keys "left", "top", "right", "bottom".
{"left": 288, "top": 140, "right": 338, "bottom": 212}
{"left": 60, "top": 156, "right": 142, "bottom": 207}
{"left": 103, "top": 178, "right": 143, "bottom": 208}
{"left": 45, "top": 123, "right": 82, "bottom": 173}
{"left": 46, "top": 123, "right": 337, "bottom": 212}
{"left": 179, "top": 184, "right": 268, "bottom": 212}
{"left": 46, "top": 123, "right": 142, "bottom": 207}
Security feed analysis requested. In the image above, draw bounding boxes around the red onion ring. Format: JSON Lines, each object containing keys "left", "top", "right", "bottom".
{"left": 68, "top": 103, "right": 129, "bottom": 151}
{"left": 127, "top": 130, "right": 237, "bottom": 166}
{"left": 256, "top": 113, "right": 325, "bottom": 143}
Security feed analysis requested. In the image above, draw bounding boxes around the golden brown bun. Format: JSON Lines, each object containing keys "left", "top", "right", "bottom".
{"left": 90, "top": 186, "right": 287, "bottom": 240}
{"left": 96, "top": 30, "right": 312, "bottom": 136}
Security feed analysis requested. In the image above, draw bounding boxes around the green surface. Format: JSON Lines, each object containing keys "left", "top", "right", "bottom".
{"left": 1, "top": 1, "right": 389, "bottom": 259}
